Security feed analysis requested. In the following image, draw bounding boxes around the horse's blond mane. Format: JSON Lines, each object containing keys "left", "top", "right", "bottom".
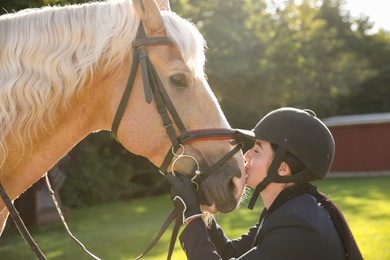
{"left": 0, "top": 0, "right": 206, "bottom": 169}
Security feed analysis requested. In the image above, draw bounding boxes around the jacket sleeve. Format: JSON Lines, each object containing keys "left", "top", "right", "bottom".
{"left": 207, "top": 218, "right": 260, "bottom": 260}
{"left": 179, "top": 218, "right": 222, "bottom": 260}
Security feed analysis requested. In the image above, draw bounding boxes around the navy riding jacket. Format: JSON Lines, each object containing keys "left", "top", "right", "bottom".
{"left": 179, "top": 187, "right": 346, "bottom": 259}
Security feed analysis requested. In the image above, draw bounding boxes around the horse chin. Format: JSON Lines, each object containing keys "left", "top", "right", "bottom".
{"left": 201, "top": 204, "right": 218, "bottom": 214}
{"left": 200, "top": 189, "right": 237, "bottom": 214}
{"left": 199, "top": 160, "right": 245, "bottom": 214}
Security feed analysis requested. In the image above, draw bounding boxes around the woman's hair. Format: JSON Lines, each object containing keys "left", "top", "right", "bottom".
{"left": 297, "top": 183, "right": 363, "bottom": 260}
{"left": 270, "top": 143, "right": 363, "bottom": 260}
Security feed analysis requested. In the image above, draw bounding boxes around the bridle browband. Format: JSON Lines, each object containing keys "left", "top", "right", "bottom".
{"left": 0, "top": 22, "right": 243, "bottom": 260}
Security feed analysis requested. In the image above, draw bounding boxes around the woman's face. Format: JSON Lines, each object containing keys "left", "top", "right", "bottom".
{"left": 243, "top": 139, "right": 275, "bottom": 189}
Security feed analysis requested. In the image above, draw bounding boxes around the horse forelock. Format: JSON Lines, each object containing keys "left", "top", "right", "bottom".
{"left": 0, "top": 0, "right": 139, "bottom": 168}
{"left": 162, "top": 11, "right": 206, "bottom": 79}
{"left": 163, "top": 12, "right": 227, "bottom": 123}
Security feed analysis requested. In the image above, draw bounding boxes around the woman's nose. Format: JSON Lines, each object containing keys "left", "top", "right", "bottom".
{"left": 243, "top": 150, "right": 250, "bottom": 162}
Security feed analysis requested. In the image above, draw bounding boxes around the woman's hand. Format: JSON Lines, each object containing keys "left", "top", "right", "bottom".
{"left": 166, "top": 172, "right": 203, "bottom": 224}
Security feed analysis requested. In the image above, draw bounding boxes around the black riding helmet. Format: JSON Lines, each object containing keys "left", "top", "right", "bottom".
{"left": 237, "top": 107, "right": 335, "bottom": 209}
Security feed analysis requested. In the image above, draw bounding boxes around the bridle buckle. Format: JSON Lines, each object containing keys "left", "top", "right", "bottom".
{"left": 170, "top": 144, "right": 202, "bottom": 190}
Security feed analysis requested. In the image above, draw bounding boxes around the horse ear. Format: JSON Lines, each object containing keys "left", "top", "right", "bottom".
{"left": 157, "top": 0, "right": 171, "bottom": 11}
{"left": 133, "top": 0, "right": 168, "bottom": 36}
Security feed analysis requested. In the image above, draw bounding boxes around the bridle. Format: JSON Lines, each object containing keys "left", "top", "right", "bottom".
{"left": 111, "top": 23, "right": 242, "bottom": 189}
{"left": 0, "top": 22, "right": 243, "bottom": 260}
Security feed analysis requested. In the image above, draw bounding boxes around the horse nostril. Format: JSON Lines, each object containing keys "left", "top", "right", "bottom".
{"left": 232, "top": 184, "right": 237, "bottom": 196}
{"left": 229, "top": 178, "right": 236, "bottom": 194}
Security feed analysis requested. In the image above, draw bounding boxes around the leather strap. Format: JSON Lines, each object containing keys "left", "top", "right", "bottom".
{"left": 111, "top": 48, "right": 140, "bottom": 141}
{"left": 0, "top": 182, "right": 46, "bottom": 260}
{"left": 167, "top": 212, "right": 183, "bottom": 260}
{"left": 248, "top": 146, "right": 287, "bottom": 210}
{"left": 159, "top": 129, "right": 240, "bottom": 175}
{"left": 135, "top": 209, "right": 179, "bottom": 260}
{"left": 45, "top": 175, "right": 101, "bottom": 259}
{"left": 111, "top": 24, "right": 174, "bottom": 141}
{"left": 192, "top": 141, "right": 243, "bottom": 186}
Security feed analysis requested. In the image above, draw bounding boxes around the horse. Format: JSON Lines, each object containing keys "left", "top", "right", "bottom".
{"left": 0, "top": 0, "right": 246, "bottom": 237}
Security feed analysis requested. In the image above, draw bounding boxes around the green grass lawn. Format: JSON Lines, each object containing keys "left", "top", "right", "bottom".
{"left": 0, "top": 177, "right": 389, "bottom": 259}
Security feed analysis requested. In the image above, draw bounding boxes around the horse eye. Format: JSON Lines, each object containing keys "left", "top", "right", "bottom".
{"left": 170, "top": 74, "right": 188, "bottom": 88}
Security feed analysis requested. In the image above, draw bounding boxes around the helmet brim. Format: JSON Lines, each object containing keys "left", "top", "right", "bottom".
{"left": 236, "top": 129, "right": 256, "bottom": 139}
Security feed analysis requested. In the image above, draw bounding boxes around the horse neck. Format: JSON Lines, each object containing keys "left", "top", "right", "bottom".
{"left": 0, "top": 81, "right": 107, "bottom": 203}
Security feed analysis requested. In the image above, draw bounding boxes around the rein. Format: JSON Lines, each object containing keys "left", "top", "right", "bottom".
{"left": 0, "top": 22, "right": 242, "bottom": 260}
{"left": 0, "top": 182, "right": 46, "bottom": 260}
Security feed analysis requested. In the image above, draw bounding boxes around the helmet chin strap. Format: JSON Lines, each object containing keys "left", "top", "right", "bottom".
{"left": 248, "top": 146, "right": 287, "bottom": 210}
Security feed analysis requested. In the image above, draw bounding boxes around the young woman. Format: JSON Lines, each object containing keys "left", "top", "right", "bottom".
{"left": 167, "top": 107, "right": 363, "bottom": 260}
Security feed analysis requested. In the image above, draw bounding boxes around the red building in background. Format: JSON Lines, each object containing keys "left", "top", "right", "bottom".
{"left": 322, "top": 112, "right": 390, "bottom": 176}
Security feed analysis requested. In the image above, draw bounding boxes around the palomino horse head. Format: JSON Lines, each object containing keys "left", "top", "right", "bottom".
{"left": 113, "top": 0, "right": 246, "bottom": 213}
{"left": 0, "top": 0, "right": 245, "bottom": 233}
